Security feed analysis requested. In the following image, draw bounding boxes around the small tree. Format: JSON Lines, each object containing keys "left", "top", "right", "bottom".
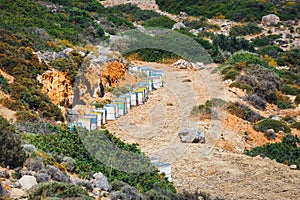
{"left": 0, "top": 116, "right": 26, "bottom": 168}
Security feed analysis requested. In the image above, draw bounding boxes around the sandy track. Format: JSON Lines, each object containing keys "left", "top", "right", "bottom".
{"left": 107, "top": 62, "right": 300, "bottom": 200}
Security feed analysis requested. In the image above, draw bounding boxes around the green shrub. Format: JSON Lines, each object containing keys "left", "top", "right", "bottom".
{"left": 227, "top": 102, "right": 264, "bottom": 123}
{"left": 279, "top": 84, "right": 300, "bottom": 96}
{"left": 253, "top": 119, "right": 291, "bottom": 133}
{"left": 212, "top": 35, "right": 255, "bottom": 53}
{"left": 28, "top": 182, "right": 92, "bottom": 200}
{"left": 258, "top": 45, "right": 283, "bottom": 58}
{"left": 194, "top": 38, "right": 213, "bottom": 50}
{"left": 142, "top": 16, "right": 176, "bottom": 29}
{"left": 112, "top": 4, "right": 160, "bottom": 22}
{"left": 245, "top": 134, "right": 300, "bottom": 168}
{"left": 0, "top": 74, "right": 9, "bottom": 93}
{"left": 0, "top": 116, "right": 26, "bottom": 168}
{"left": 205, "top": 98, "right": 227, "bottom": 108}
{"left": 223, "top": 69, "right": 239, "bottom": 80}
{"left": 22, "top": 128, "right": 175, "bottom": 193}
{"left": 230, "top": 23, "right": 262, "bottom": 36}
{"left": 15, "top": 111, "right": 39, "bottom": 122}
{"left": 229, "top": 82, "right": 254, "bottom": 93}
{"left": 252, "top": 38, "right": 270, "bottom": 47}
{"left": 291, "top": 122, "right": 300, "bottom": 131}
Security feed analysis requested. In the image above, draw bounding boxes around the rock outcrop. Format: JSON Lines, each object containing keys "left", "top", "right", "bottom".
{"left": 73, "top": 46, "right": 128, "bottom": 108}
{"left": 262, "top": 14, "right": 280, "bottom": 26}
{"left": 37, "top": 69, "right": 73, "bottom": 108}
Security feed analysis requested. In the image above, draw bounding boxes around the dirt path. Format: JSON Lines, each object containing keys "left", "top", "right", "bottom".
{"left": 107, "top": 62, "right": 300, "bottom": 200}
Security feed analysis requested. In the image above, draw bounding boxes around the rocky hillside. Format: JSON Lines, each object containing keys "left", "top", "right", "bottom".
{"left": 0, "top": 0, "right": 299, "bottom": 199}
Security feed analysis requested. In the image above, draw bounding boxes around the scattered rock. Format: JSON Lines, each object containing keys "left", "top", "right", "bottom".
{"left": 121, "top": 185, "right": 143, "bottom": 200}
{"left": 110, "top": 191, "right": 126, "bottom": 200}
{"left": 18, "top": 175, "right": 37, "bottom": 190}
{"left": 0, "top": 169, "right": 10, "bottom": 179}
{"left": 171, "top": 60, "right": 204, "bottom": 70}
{"left": 262, "top": 14, "right": 280, "bottom": 26}
{"left": 92, "top": 172, "right": 112, "bottom": 192}
{"left": 178, "top": 128, "right": 206, "bottom": 143}
{"left": 290, "top": 165, "right": 297, "bottom": 170}
{"left": 0, "top": 182, "right": 8, "bottom": 197}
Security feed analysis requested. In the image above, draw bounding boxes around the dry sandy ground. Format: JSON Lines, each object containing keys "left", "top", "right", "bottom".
{"left": 107, "top": 62, "right": 300, "bottom": 200}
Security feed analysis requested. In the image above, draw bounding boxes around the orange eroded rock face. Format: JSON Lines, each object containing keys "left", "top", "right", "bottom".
{"left": 38, "top": 69, "right": 73, "bottom": 108}
{"left": 101, "top": 61, "right": 127, "bottom": 88}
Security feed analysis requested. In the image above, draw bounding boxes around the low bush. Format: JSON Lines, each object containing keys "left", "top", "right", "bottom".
{"left": 227, "top": 101, "right": 264, "bottom": 123}
{"left": 223, "top": 69, "right": 239, "bottom": 81}
{"left": 191, "top": 98, "right": 227, "bottom": 119}
{"left": 245, "top": 134, "right": 300, "bottom": 169}
{"left": 253, "top": 119, "right": 291, "bottom": 133}
{"left": 243, "top": 94, "right": 266, "bottom": 110}
{"left": 28, "top": 182, "right": 92, "bottom": 200}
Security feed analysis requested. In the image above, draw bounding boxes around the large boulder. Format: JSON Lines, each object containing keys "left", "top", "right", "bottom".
{"left": 92, "top": 172, "right": 112, "bottom": 192}
{"left": 172, "top": 22, "right": 186, "bottom": 30}
{"left": 22, "top": 144, "right": 37, "bottom": 155}
{"left": 262, "top": 14, "right": 280, "bottom": 26}
{"left": 18, "top": 175, "right": 38, "bottom": 190}
{"left": 46, "top": 165, "right": 70, "bottom": 182}
{"left": 178, "top": 128, "right": 206, "bottom": 143}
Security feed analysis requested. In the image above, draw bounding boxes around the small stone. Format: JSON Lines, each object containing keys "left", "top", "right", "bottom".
{"left": 290, "top": 165, "right": 297, "bottom": 170}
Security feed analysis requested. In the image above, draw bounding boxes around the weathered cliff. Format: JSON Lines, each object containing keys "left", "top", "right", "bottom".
{"left": 37, "top": 69, "right": 73, "bottom": 108}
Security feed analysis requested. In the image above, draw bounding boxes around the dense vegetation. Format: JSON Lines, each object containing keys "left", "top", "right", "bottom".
{"left": 0, "top": 116, "right": 26, "bottom": 168}
{"left": 0, "top": 30, "right": 64, "bottom": 121}
{"left": 220, "top": 52, "right": 298, "bottom": 109}
{"left": 156, "top": 0, "right": 300, "bottom": 21}
{"left": 245, "top": 134, "right": 300, "bottom": 168}
{"left": 22, "top": 127, "right": 176, "bottom": 194}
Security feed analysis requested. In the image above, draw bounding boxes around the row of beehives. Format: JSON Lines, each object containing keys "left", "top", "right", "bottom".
{"left": 69, "top": 66, "right": 164, "bottom": 131}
